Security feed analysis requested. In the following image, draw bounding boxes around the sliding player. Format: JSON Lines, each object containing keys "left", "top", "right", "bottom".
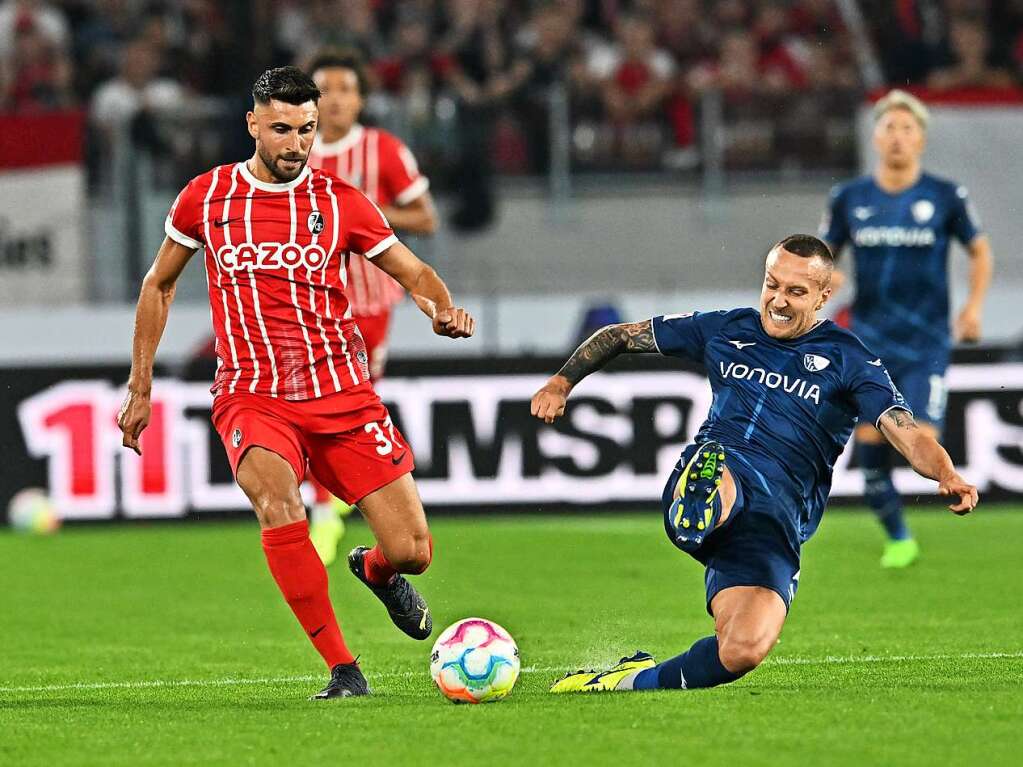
{"left": 532, "top": 235, "right": 976, "bottom": 693}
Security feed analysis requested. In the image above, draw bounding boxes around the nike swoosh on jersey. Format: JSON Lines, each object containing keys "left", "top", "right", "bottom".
{"left": 867, "top": 358, "right": 883, "bottom": 366}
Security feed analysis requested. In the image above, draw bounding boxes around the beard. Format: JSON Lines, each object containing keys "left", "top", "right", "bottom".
{"left": 258, "top": 144, "right": 307, "bottom": 183}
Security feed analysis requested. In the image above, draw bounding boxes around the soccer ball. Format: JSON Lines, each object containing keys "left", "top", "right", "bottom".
{"left": 430, "top": 617, "right": 520, "bottom": 704}
{"left": 7, "top": 487, "right": 60, "bottom": 534}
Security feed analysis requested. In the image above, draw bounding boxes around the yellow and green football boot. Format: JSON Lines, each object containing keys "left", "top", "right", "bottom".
{"left": 549, "top": 652, "right": 656, "bottom": 694}
{"left": 665, "top": 441, "right": 726, "bottom": 552}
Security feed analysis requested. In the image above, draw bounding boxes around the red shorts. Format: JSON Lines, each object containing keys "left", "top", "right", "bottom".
{"left": 354, "top": 312, "right": 392, "bottom": 377}
{"left": 211, "top": 383, "right": 414, "bottom": 504}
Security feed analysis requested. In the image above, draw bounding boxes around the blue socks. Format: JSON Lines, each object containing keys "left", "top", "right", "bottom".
{"left": 631, "top": 636, "right": 743, "bottom": 690}
{"left": 856, "top": 441, "right": 910, "bottom": 541}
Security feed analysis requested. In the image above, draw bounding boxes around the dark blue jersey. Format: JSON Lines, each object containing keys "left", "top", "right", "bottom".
{"left": 819, "top": 172, "right": 981, "bottom": 364}
{"left": 653, "top": 308, "right": 909, "bottom": 544}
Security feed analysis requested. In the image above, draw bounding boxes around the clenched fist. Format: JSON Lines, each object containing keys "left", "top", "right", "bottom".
{"left": 531, "top": 376, "right": 571, "bottom": 424}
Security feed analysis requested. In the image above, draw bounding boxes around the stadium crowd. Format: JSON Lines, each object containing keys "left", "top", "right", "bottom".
{"left": 4, "top": 0, "right": 1023, "bottom": 179}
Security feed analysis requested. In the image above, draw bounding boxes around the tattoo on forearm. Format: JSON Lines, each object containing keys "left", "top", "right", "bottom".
{"left": 883, "top": 408, "right": 918, "bottom": 431}
{"left": 556, "top": 321, "right": 656, "bottom": 385}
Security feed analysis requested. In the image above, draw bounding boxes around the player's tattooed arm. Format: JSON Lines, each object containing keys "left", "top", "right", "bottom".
{"left": 530, "top": 321, "right": 655, "bottom": 424}
{"left": 878, "top": 408, "right": 979, "bottom": 514}
{"left": 556, "top": 321, "right": 657, "bottom": 386}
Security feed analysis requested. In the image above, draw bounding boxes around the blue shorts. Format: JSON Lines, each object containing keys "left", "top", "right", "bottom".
{"left": 886, "top": 358, "right": 948, "bottom": 429}
{"left": 662, "top": 444, "right": 802, "bottom": 615}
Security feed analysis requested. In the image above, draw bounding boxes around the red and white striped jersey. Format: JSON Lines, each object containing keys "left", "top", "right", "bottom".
{"left": 165, "top": 161, "right": 398, "bottom": 401}
{"left": 307, "top": 124, "right": 429, "bottom": 317}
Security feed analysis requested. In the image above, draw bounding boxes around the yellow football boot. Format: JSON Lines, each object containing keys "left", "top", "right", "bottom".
{"left": 550, "top": 652, "right": 656, "bottom": 693}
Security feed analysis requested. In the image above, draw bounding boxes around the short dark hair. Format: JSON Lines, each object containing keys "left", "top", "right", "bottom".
{"left": 307, "top": 49, "right": 369, "bottom": 97}
{"left": 775, "top": 234, "right": 834, "bottom": 267}
{"left": 252, "top": 66, "right": 320, "bottom": 106}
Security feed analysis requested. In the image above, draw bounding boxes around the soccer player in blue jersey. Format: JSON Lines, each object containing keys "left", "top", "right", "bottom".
{"left": 531, "top": 234, "right": 978, "bottom": 693}
{"left": 820, "top": 89, "right": 993, "bottom": 568}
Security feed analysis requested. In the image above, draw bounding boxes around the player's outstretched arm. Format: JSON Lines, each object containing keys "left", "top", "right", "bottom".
{"left": 373, "top": 241, "right": 474, "bottom": 338}
{"left": 531, "top": 320, "right": 656, "bottom": 424}
{"left": 878, "top": 408, "right": 979, "bottom": 514}
{"left": 117, "top": 237, "right": 196, "bottom": 455}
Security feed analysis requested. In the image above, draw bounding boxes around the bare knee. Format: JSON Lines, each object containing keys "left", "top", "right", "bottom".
{"left": 383, "top": 531, "right": 432, "bottom": 574}
{"left": 717, "top": 633, "right": 776, "bottom": 674}
{"left": 236, "top": 456, "right": 305, "bottom": 529}
{"left": 251, "top": 494, "right": 305, "bottom": 529}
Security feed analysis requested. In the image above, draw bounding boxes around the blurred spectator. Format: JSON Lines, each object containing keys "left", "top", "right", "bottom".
{"left": 1, "top": 12, "right": 73, "bottom": 112}
{"left": 441, "top": 0, "right": 525, "bottom": 229}
{"left": 90, "top": 37, "right": 186, "bottom": 130}
{"left": 0, "top": 0, "right": 68, "bottom": 61}
{"left": 689, "top": 28, "right": 803, "bottom": 100}
{"left": 510, "top": 2, "right": 584, "bottom": 172}
{"left": 928, "top": 15, "right": 1016, "bottom": 90}
{"left": 276, "top": 0, "right": 383, "bottom": 63}
{"left": 71, "top": 0, "right": 137, "bottom": 98}
{"left": 656, "top": 0, "right": 716, "bottom": 70}
{"left": 587, "top": 13, "right": 674, "bottom": 124}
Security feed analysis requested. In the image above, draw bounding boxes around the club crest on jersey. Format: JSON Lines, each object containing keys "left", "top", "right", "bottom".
{"left": 231, "top": 428, "right": 242, "bottom": 448}
{"left": 803, "top": 354, "right": 831, "bottom": 372}
{"left": 912, "top": 199, "right": 935, "bottom": 223}
{"left": 307, "top": 211, "right": 324, "bottom": 234}
{"left": 356, "top": 350, "right": 368, "bottom": 365}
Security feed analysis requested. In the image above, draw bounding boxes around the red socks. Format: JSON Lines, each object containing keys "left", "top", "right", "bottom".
{"left": 261, "top": 520, "right": 355, "bottom": 668}
{"left": 362, "top": 545, "right": 399, "bottom": 585}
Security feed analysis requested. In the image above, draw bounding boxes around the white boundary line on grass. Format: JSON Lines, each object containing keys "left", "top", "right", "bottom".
{"left": 1, "top": 651, "right": 1021, "bottom": 695}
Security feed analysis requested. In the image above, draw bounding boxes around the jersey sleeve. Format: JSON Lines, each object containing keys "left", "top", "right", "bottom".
{"left": 342, "top": 186, "right": 399, "bottom": 258}
{"left": 818, "top": 185, "right": 849, "bottom": 255}
{"left": 164, "top": 176, "right": 206, "bottom": 250}
{"left": 379, "top": 133, "right": 429, "bottom": 207}
{"left": 846, "top": 350, "right": 912, "bottom": 427}
{"left": 948, "top": 184, "right": 982, "bottom": 245}
{"left": 652, "top": 311, "right": 729, "bottom": 361}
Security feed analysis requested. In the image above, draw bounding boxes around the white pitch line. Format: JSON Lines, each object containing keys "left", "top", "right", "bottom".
{"left": 1, "top": 652, "right": 1020, "bottom": 695}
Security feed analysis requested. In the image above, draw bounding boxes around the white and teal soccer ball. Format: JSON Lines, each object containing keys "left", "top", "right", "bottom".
{"left": 430, "top": 617, "right": 520, "bottom": 704}
{"left": 7, "top": 487, "right": 60, "bottom": 534}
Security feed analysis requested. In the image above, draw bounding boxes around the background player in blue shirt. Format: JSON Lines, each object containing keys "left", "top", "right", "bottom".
{"left": 531, "top": 235, "right": 978, "bottom": 693}
{"left": 820, "top": 89, "right": 993, "bottom": 568}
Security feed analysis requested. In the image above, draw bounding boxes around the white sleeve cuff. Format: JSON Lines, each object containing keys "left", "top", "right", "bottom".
{"left": 164, "top": 218, "right": 202, "bottom": 250}
{"left": 363, "top": 234, "right": 399, "bottom": 259}
{"left": 874, "top": 405, "right": 913, "bottom": 429}
{"left": 650, "top": 317, "right": 663, "bottom": 354}
{"left": 393, "top": 176, "right": 430, "bottom": 207}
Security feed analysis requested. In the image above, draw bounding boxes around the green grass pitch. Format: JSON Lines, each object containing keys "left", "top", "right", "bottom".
{"left": 2, "top": 507, "right": 1022, "bottom": 766}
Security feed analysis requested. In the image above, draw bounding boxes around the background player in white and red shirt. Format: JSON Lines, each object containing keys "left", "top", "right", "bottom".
{"left": 116, "top": 66, "right": 475, "bottom": 699}
{"left": 304, "top": 50, "right": 438, "bottom": 565}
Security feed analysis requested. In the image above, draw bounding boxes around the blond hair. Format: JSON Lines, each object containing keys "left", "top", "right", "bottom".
{"left": 873, "top": 89, "right": 930, "bottom": 129}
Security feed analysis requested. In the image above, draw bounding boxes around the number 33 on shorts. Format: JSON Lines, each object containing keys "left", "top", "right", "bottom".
{"left": 364, "top": 417, "right": 403, "bottom": 456}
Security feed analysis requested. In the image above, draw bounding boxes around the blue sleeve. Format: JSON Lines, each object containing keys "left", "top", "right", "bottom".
{"left": 652, "top": 311, "right": 728, "bottom": 361}
{"left": 819, "top": 185, "right": 849, "bottom": 255}
{"left": 948, "top": 184, "right": 981, "bottom": 245}
{"left": 846, "top": 351, "right": 912, "bottom": 427}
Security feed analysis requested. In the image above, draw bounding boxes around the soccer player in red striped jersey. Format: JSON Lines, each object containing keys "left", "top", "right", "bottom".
{"left": 116, "top": 66, "right": 475, "bottom": 699}
{"left": 303, "top": 50, "right": 439, "bottom": 566}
